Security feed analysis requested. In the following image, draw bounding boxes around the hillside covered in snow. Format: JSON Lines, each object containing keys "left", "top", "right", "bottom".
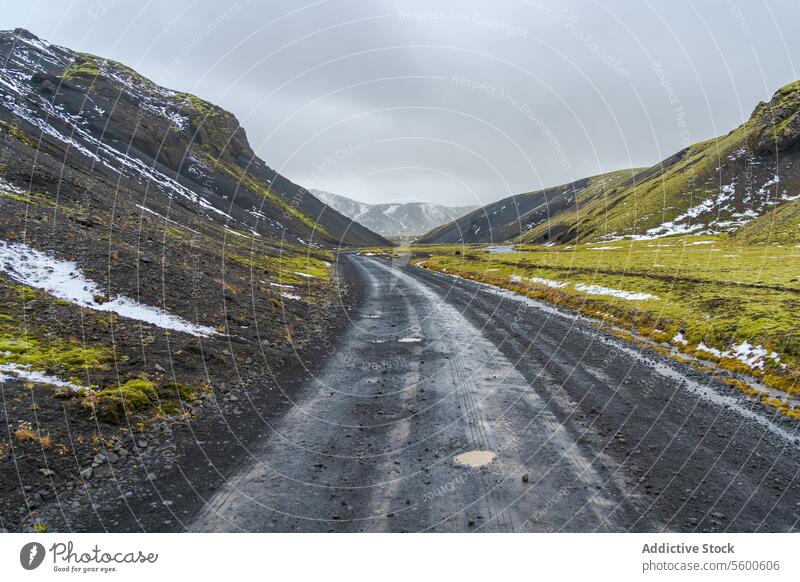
{"left": 312, "top": 189, "right": 477, "bottom": 238}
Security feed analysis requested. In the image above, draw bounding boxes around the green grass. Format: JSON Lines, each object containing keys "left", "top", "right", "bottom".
{"left": 95, "top": 377, "right": 158, "bottom": 410}
{"left": 0, "top": 120, "right": 36, "bottom": 147}
{"left": 225, "top": 249, "right": 332, "bottom": 285}
{"left": 0, "top": 279, "right": 203, "bottom": 422}
{"left": 0, "top": 283, "right": 113, "bottom": 381}
{"left": 408, "top": 234, "right": 800, "bottom": 395}
{"left": 737, "top": 197, "right": 800, "bottom": 245}
{"left": 61, "top": 55, "right": 101, "bottom": 80}
{"left": 0, "top": 334, "right": 111, "bottom": 378}
{"left": 92, "top": 377, "right": 202, "bottom": 422}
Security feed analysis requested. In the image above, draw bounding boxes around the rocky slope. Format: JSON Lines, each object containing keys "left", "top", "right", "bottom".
{"left": 419, "top": 79, "right": 800, "bottom": 246}
{"left": 0, "top": 28, "right": 384, "bottom": 532}
{"left": 312, "top": 189, "right": 476, "bottom": 238}
{"left": 0, "top": 29, "right": 388, "bottom": 248}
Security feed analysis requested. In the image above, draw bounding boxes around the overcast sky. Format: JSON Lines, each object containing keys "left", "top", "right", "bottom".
{"left": 3, "top": 0, "right": 800, "bottom": 206}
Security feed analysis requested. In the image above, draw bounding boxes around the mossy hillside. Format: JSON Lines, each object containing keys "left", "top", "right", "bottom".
{"left": 0, "top": 120, "right": 36, "bottom": 148}
{"left": 518, "top": 168, "right": 647, "bottom": 243}
{"left": 0, "top": 335, "right": 112, "bottom": 380}
{"left": 752, "top": 80, "right": 800, "bottom": 143}
{"left": 62, "top": 52, "right": 160, "bottom": 93}
{"left": 0, "top": 184, "right": 81, "bottom": 212}
{"left": 409, "top": 235, "right": 800, "bottom": 394}
{"left": 518, "top": 81, "right": 800, "bottom": 244}
{"left": 177, "top": 92, "right": 226, "bottom": 126}
{"left": 419, "top": 169, "right": 643, "bottom": 246}
{"left": 586, "top": 128, "right": 750, "bottom": 240}
{"left": 226, "top": 249, "right": 332, "bottom": 286}
{"left": 0, "top": 279, "right": 205, "bottom": 422}
{"left": 0, "top": 188, "right": 36, "bottom": 205}
{"left": 737, "top": 197, "right": 800, "bottom": 245}
{"left": 159, "top": 217, "right": 334, "bottom": 286}
{"left": 176, "top": 93, "right": 238, "bottom": 150}
{"left": 574, "top": 168, "right": 644, "bottom": 205}
{"left": 61, "top": 54, "right": 101, "bottom": 81}
{"left": 208, "top": 155, "right": 333, "bottom": 237}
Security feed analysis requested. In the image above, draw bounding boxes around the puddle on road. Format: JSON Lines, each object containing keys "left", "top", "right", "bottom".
{"left": 398, "top": 337, "right": 423, "bottom": 343}
{"left": 454, "top": 450, "right": 496, "bottom": 467}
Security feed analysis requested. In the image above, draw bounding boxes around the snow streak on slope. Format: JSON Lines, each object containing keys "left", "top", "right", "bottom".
{"left": 0, "top": 241, "right": 216, "bottom": 336}
{"left": 312, "top": 189, "right": 477, "bottom": 237}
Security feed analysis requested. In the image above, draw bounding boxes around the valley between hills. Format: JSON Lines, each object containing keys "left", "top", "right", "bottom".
{"left": 1, "top": 28, "right": 799, "bottom": 533}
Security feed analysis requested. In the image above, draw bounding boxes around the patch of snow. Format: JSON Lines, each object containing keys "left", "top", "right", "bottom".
{"left": 672, "top": 332, "right": 688, "bottom": 345}
{"left": 0, "top": 363, "right": 83, "bottom": 390}
{"left": 695, "top": 340, "right": 780, "bottom": 370}
{"left": 0, "top": 177, "right": 26, "bottom": 194}
{"left": 280, "top": 293, "right": 301, "bottom": 300}
{"left": 293, "top": 271, "right": 316, "bottom": 279}
{"left": 525, "top": 276, "right": 569, "bottom": 289}
{"left": 0, "top": 241, "right": 216, "bottom": 337}
{"left": 574, "top": 284, "right": 658, "bottom": 301}
{"left": 398, "top": 337, "right": 422, "bottom": 343}
{"left": 732, "top": 341, "right": 781, "bottom": 369}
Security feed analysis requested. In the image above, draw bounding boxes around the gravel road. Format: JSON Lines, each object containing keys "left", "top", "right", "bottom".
{"left": 191, "top": 254, "right": 800, "bottom": 532}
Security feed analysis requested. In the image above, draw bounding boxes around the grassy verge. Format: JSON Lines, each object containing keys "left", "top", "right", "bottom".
{"left": 400, "top": 234, "right": 800, "bottom": 407}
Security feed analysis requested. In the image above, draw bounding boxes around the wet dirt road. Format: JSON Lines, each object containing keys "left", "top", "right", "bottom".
{"left": 191, "top": 254, "right": 800, "bottom": 532}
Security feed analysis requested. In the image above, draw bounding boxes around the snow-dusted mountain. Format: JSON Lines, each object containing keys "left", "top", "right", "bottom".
{"left": 312, "top": 190, "right": 477, "bottom": 238}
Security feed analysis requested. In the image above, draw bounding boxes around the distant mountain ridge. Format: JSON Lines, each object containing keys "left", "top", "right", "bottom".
{"left": 415, "top": 169, "right": 643, "bottom": 244}
{"left": 312, "top": 190, "right": 477, "bottom": 238}
{"left": 418, "top": 79, "right": 800, "bottom": 246}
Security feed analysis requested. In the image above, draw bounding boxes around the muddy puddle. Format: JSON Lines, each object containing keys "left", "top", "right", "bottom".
{"left": 454, "top": 450, "right": 497, "bottom": 467}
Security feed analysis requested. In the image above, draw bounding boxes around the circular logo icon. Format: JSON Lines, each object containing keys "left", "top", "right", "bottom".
{"left": 20, "top": 542, "right": 46, "bottom": 570}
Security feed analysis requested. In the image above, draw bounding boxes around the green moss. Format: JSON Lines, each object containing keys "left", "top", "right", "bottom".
{"left": 0, "top": 189, "right": 33, "bottom": 204}
{"left": 0, "top": 333, "right": 112, "bottom": 375}
{"left": 93, "top": 377, "right": 202, "bottom": 423}
{"left": 0, "top": 282, "right": 113, "bottom": 377}
{"left": 737, "top": 197, "right": 800, "bottom": 245}
{"left": 101, "top": 377, "right": 157, "bottom": 405}
{"left": 207, "top": 156, "right": 333, "bottom": 237}
{"left": 226, "top": 249, "right": 331, "bottom": 285}
{"left": 0, "top": 188, "right": 77, "bottom": 212}
{"left": 62, "top": 55, "right": 101, "bottom": 81}
{"left": 158, "top": 381, "right": 198, "bottom": 401}
{"left": 94, "top": 377, "right": 158, "bottom": 418}
{"left": 0, "top": 120, "right": 36, "bottom": 147}
{"left": 176, "top": 92, "right": 221, "bottom": 119}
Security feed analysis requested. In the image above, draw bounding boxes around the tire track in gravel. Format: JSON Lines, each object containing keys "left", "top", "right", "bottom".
{"left": 190, "top": 255, "right": 800, "bottom": 532}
